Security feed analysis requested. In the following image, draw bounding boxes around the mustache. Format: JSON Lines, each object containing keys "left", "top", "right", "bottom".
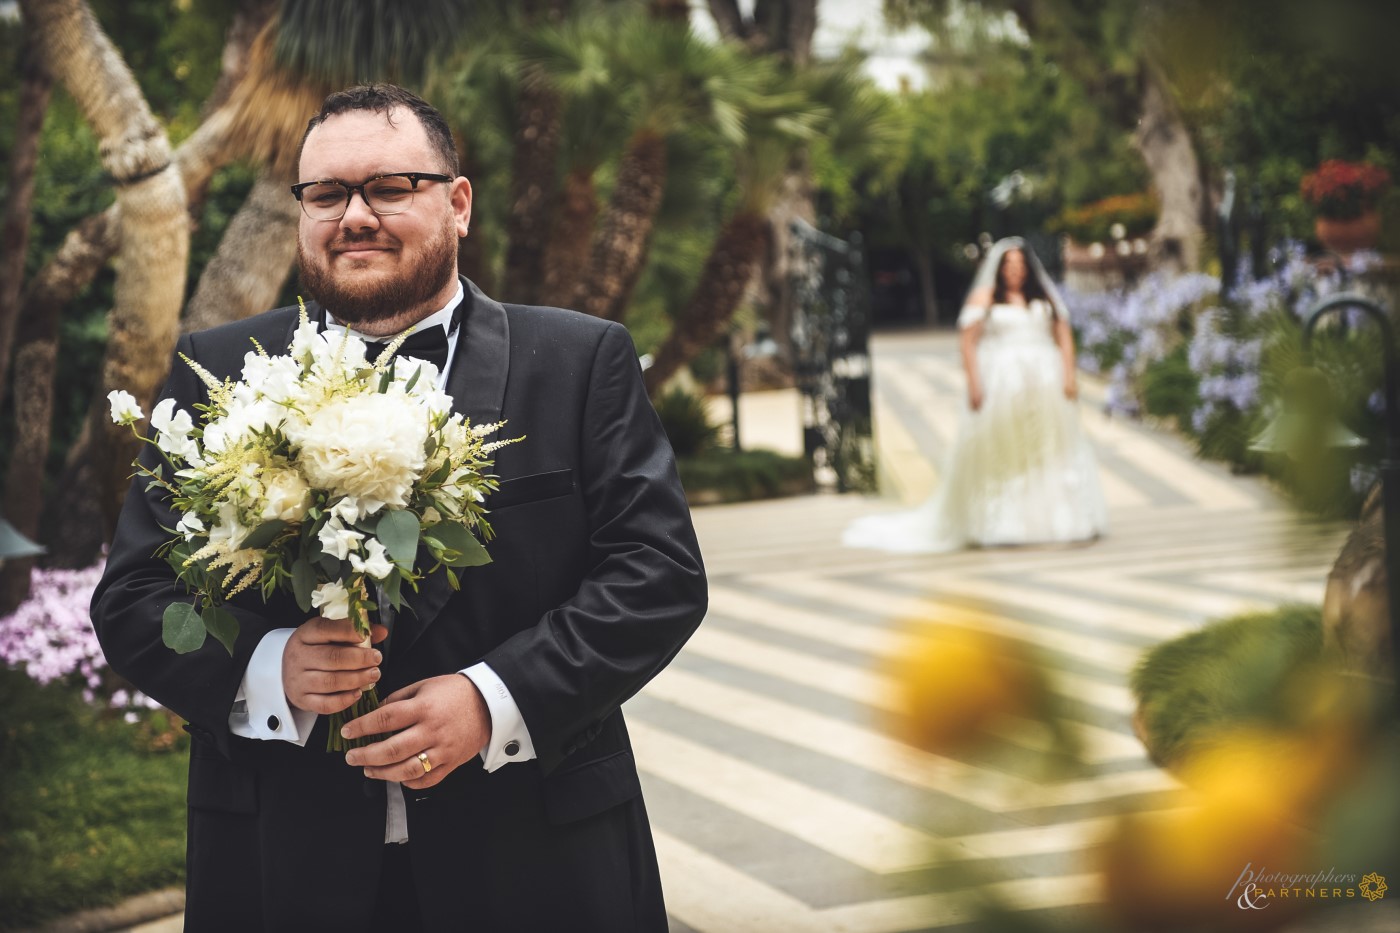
{"left": 329, "top": 232, "right": 395, "bottom": 251}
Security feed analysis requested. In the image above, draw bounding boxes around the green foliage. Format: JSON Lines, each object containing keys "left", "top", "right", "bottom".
{"left": 1140, "top": 345, "right": 1197, "bottom": 421}
{"left": 1130, "top": 604, "right": 1324, "bottom": 768}
{"left": 0, "top": 669, "right": 188, "bottom": 929}
{"left": 652, "top": 387, "right": 719, "bottom": 459}
{"left": 677, "top": 447, "right": 815, "bottom": 504}
{"left": 274, "top": 0, "right": 472, "bottom": 84}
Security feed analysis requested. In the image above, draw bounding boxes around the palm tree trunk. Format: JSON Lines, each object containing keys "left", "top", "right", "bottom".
{"left": 0, "top": 297, "right": 60, "bottom": 613}
{"left": 1134, "top": 61, "right": 1204, "bottom": 273}
{"left": 501, "top": 78, "right": 562, "bottom": 305}
{"left": 0, "top": 35, "right": 53, "bottom": 416}
{"left": 644, "top": 212, "right": 767, "bottom": 394}
{"left": 575, "top": 128, "right": 667, "bottom": 321}
{"left": 183, "top": 167, "right": 299, "bottom": 332}
{"left": 540, "top": 168, "right": 599, "bottom": 308}
{"left": 21, "top": 0, "right": 189, "bottom": 561}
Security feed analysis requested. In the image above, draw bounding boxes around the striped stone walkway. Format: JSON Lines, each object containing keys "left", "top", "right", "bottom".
{"left": 639, "top": 330, "right": 1348, "bottom": 932}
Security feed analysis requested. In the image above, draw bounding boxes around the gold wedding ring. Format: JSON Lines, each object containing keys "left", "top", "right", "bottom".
{"left": 418, "top": 751, "right": 432, "bottom": 773}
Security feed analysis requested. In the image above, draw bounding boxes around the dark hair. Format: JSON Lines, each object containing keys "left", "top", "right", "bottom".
{"left": 992, "top": 247, "right": 1052, "bottom": 311}
{"left": 298, "top": 84, "right": 459, "bottom": 177}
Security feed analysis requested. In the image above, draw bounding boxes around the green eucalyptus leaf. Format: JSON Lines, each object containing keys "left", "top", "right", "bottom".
{"left": 380, "top": 570, "right": 403, "bottom": 609}
{"left": 291, "top": 558, "right": 317, "bottom": 612}
{"left": 432, "top": 522, "right": 492, "bottom": 568}
{"left": 163, "top": 602, "right": 206, "bottom": 654}
{"left": 377, "top": 510, "right": 421, "bottom": 565}
{"left": 203, "top": 606, "right": 240, "bottom": 655}
{"left": 240, "top": 519, "right": 287, "bottom": 551}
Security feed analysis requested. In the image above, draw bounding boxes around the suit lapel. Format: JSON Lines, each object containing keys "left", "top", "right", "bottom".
{"left": 392, "top": 277, "right": 510, "bottom": 658}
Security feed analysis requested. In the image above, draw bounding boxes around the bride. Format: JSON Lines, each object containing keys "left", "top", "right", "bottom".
{"left": 843, "top": 237, "right": 1107, "bottom": 554}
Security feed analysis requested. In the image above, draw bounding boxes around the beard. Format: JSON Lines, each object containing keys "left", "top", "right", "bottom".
{"left": 297, "top": 219, "right": 458, "bottom": 327}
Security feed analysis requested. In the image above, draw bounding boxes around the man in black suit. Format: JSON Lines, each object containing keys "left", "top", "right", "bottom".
{"left": 91, "top": 84, "right": 706, "bottom": 932}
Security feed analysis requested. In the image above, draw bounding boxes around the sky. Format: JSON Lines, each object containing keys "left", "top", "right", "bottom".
{"left": 691, "top": 0, "right": 935, "bottom": 92}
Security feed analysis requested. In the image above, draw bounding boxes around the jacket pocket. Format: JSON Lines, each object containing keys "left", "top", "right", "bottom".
{"left": 540, "top": 749, "right": 642, "bottom": 825}
{"left": 187, "top": 738, "right": 259, "bottom": 815}
{"left": 489, "top": 469, "right": 575, "bottom": 511}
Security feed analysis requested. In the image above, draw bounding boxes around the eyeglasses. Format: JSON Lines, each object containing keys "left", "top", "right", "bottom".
{"left": 290, "top": 172, "right": 453, "bottom": 222}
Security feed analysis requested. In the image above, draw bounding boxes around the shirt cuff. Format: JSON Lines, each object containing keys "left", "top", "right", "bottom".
{"left": 229, "top": 629, "right": 318, "bottom": 746}
{"left": 461, "top": 662, "right": 536, "bottom": 772}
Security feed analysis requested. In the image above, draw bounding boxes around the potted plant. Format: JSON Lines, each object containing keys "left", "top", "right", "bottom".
{"left": 1300, "top": 159, "right": 1391, "bottom": 253}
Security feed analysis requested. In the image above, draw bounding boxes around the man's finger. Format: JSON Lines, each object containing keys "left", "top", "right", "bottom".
{"left": 300, "top": 615, "right": 369, "bottom": 645}
{"left": 300, "top": 689, "right": 363, "bottom": 715}
{"left": 319, "top": 643, "right": 381, "bottom": 672}
{"left": 341, "top": 697, "right": 415, "bottom": 740}
{"left": 346, "top": 726, "right": 425, "bottom": 768}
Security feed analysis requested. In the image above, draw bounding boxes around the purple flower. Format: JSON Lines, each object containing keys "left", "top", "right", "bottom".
{"left": 0, "top": 559, "right": 161, "bottom": 712}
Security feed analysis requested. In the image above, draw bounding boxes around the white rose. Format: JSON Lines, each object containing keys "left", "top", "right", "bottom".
{"left": 260, "top": 467, "right": 312, "bottom": 522}
{"left": 317, "top": 517, "right": 364, "bottom": 560}
{"left": 107, "top": 390, "right": 143, "bottom": 425}
{"left": 291, "top": 394, "right": 430, "bottom": 506}
{"left": 349, "top": 538, "right": 395, "bottom": 581}
{"left": 311, "top": 580, "right": 350, "bottom": 620}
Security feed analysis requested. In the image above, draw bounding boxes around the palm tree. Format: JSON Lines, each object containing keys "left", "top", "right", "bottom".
{"left": 518, "top": 14, "right": 631, "bottom": 307}
{"left": 571, "top": 16, "right": 762, "bottom": 322}
{"left": 17, "top": 0, "right": 191, "bottom": 562}
{"left": 642, "top": 69, "right": 827, "bottom": 392}
{"left": 0, "top": 33, "right": 53, "bottom": 414}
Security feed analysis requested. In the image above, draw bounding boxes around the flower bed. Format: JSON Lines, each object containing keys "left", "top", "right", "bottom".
{"left": 1063, "top": 244, "right": 1386, "bottom": 508}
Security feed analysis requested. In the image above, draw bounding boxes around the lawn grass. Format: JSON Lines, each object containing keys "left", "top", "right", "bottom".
{"left": 0, "top": 667, "right": 187, "bottom": 930}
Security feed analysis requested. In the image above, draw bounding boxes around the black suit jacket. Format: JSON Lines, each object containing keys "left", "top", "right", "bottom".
{"left": 91, "top": 279, "right": 707, "bottom": 932}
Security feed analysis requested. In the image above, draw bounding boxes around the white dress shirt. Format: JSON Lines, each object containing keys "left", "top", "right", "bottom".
{"left": 227, "top": 282, "right": 537, "bottom": 842}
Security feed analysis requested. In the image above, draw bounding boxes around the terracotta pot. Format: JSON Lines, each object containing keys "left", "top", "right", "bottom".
{"left": 1315, "top": 209, "right": 1381, "bottom": 253}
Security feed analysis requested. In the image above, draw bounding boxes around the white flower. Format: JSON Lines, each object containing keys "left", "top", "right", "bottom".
{"left": 107, "top": 390, "right": 144, "bottom": 425}
{"left": 317, "top": 517, "right": 364, "bottom": 560}
{"left": 150, "top": 398, "right": 199, "bottom": 463}
{"left": 349, "top": 538, "right": 395, "bottom": 581}
{"left": 241, "top": 352, "right": 304, "bottom": 405}
{"left": 422, "top": 507, "right": 442, "bottom": 526}
{"left": 260, "top": 467, "right": 312, "bottom": 522}
{"left": 207, "top": 501, "right": 249, "bottom": 550}
{"left": 176, "top": 513, "right": 205, "bottom": 542}
{"left": 331, "top": 496, "right": 384, "bottom": 526}
{"left": 150, "top": 398, "right": 194, "bottom": 437}
{"left": 311, "top": 580, "right": 350, "bottom": 620}
{"left": 290, "top": 394, "right": 430, "bottom": 506}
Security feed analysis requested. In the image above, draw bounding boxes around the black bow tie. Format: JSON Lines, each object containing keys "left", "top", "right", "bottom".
{"left": 366, "top": 326, "right": 450, "bottom": 373}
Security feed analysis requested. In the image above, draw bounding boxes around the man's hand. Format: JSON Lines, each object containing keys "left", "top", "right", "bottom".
{"left": 342, "top": 675, "right": 491, "bottom": 789}
{"left": 282, "top": 616, "right": 388, "bottom": 715}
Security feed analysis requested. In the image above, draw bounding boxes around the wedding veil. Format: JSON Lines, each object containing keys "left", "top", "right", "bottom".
{"left": 967, "top": 236, "right": 1069, "bottom": 318}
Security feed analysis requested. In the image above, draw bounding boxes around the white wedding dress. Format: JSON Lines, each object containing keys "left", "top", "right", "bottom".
{"left": 844, "top": 300, "right": 1107, "bottom": 554}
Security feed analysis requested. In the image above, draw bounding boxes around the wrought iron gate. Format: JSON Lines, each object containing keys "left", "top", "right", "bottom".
{"left": 787, "top": 218, "right": 876, "bottom": 493}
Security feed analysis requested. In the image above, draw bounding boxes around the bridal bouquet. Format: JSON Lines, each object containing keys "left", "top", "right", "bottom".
{"left": 109, "top": 303, "right": 521, "bottom": 749}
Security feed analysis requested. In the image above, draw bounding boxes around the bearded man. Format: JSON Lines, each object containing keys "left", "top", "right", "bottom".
{"left": 92, "top": 84, "right": 706, "bottom": 932}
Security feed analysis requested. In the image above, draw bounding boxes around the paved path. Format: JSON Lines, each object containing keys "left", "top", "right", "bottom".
{"left": 641, "top": 330, "right": 1348, "bottom": 932}
{"left": 118, "top": 330, "right": 1349, "bottom": 933}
